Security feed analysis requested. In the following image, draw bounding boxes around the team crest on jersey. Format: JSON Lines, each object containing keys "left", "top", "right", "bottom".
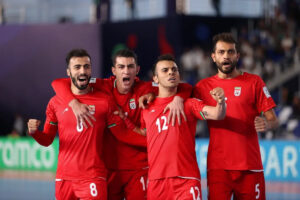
{"left": 89, "top": 105, "right": 95, "bottom": 115}
{"left": 129, "top": 99, "right": 136, "bottom": 109}
{"left": 263, "top": 86, "right": 271, "bottom": 98}
{"left": 234, "top": 87, "right": 241, "bottom": 96}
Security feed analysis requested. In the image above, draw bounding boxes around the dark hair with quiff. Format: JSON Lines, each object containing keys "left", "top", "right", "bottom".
{"left": 212, "top": 32, "right": 239, "bottom": 53}
{"left": 66, "top": 49, "right": 91, "bottom": 66}
{"left": 152, "top": 54, "right": 177, "bottom": 75}
{"left": 111, "top": 49, "right": 138, "bottom": 66}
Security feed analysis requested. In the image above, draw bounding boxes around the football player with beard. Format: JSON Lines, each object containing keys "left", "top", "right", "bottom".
{"left": 193, "top": 33, "right": 279, "bottom": 200}
{"left": 27, "top": 49, "right": 146, "bottom": 200}
{"left": 50, "top": 49, "right": 192, "bottom": 200}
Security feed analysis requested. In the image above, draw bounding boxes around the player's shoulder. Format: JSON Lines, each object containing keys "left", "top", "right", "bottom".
{"left": 103, "top": 76, "right": 115, "bottom": 83}
{"left": 195, "top": 75, "right": 216, "bottom": 88}
{"left": 98, "top": 77, "right": 114, "bottom": 88}
{"left": 49, "top": 95, "right": 61, "bottom": 104}
{"left": 134, "top": 78, "right": 151, "bottom": 89}
{"left": 92, "top": 90, "right": 112, "bottom": 100}
{"left": 185, "top": 97, "right": 203, "bottom": 105}
{"left": 242, "top": 72, "right": 263, "bottom": 82}
{"left": 197, "top": 75, "right": 216, "bottom": 84}
{"left": 47, "top": 95, "right": 63, "bottom": 109}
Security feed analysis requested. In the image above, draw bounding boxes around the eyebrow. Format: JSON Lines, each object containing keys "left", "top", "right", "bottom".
{"left": 161, "top": 66, "right": 177, "bottom": 70}
{"left": 116, "top": 63, "right": 135, "bottom": 67}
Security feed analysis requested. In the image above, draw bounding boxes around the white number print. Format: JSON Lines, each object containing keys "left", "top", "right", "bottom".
{"left": 255, "top": 183, "right": 260, "bottom": 199}
{"left": 90, "top": 183, "right": 98, "bottom": 197}
{"left": 190, "top": 186, "right": 201, "bottom": 200}
{"left": 77, "top": 120, "right": 83, "bottom": 132}
{"left": 155, "top": 116, "right": 168, "bottom": 133}
{"left": 140, "top": 176, "right": 147, "bottom": 191}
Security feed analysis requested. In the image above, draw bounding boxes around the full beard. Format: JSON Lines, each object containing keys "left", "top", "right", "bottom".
{"left": 216, "top": 60, "right": 237, "bottom": 74}
{"left": 70, "top": 74, "right": 91, "bottom": 90}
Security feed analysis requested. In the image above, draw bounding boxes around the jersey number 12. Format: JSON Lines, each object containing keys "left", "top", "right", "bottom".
{"left": 155, "top": 116, "right": 168, "bottom": 133}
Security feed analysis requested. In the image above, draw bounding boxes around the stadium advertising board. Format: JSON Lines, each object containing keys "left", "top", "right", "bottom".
{"left": 196, "top": 139, "right": 300, "bottom": 182}
{"left": 0, "top": 137, "right": 299, "bottom": 182}
{"left": 0, "top": 137, "right": 58, "bottom": 171}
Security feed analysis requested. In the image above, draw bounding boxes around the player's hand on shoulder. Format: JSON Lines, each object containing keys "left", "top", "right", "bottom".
{"left": 139, "top": 93, "right": 155, "bottom": 109}
{"left": 210, "top": 87, "right": 225, "bottom": 104}
{"left": 69, "top": 99, "right": 96, "bottom": 128}
{"left": 27, "top": 119, "right": 41, "bottom": 134}
{"left": 164, "top": 96, "right": 187, "bottom": 126}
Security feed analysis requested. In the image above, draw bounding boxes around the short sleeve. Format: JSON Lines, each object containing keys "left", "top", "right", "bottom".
{"left": 255, "top": 77, "right": 276, "bottom": 113}
{"left": 186, "top": 98, "right": 207, "bottom": 120}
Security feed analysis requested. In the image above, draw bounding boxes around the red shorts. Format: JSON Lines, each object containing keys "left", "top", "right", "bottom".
{"left": 55, "top": 178, "right": 107, "bottom": 200}
{"left": 148, "top": 177, "right": 202, "bottom": 200}
{"left": 107, "top": 168, "right": 148, "bottom": 200}
{"left": 207, "top": 170, "right": 265, "bottom": 200}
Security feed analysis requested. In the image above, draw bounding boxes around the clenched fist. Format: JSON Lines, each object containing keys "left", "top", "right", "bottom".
{"left": 27, "top": 119, "right": 41, "bottom": 134}
{"left": 254, "top": 116, "right": 268, "bottom": 132}
{"left": 210, "top": 87, "right": 225, "bottom": 104}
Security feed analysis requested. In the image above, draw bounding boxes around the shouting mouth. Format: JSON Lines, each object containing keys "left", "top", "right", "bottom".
{"left": 123, "top": 77, "right": 130, "bottom": 84}
{"left": 78, "top": 75, "right": 89, "bottom": 84}
{"left": 222, "top": 61, "right": 232, "bottom": 68}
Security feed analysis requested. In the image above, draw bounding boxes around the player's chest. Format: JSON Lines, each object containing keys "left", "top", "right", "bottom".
{"left": 114, "top": 93, "right": 140, "bottom": 118}
{"left": 144, "top": 106, "right": 169, "bottom": 133}
{"left": 205, "top": 82, "right": 256, "bottom": 106}
{"left": 55, "top": 103, "right": 107, "bottom": 131}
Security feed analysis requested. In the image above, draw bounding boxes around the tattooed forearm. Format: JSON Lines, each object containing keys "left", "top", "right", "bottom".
{"left": 203, "top": 111, "right": 209, "bottom": 117}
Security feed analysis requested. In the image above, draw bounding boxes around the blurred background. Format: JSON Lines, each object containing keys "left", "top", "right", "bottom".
{"left": 0, "top": 0, "right": 299, "bottom": 199}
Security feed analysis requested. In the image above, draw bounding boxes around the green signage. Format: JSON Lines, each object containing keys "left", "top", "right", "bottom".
{"left": 0, "top": 137, "right": 58, "bottom": 171}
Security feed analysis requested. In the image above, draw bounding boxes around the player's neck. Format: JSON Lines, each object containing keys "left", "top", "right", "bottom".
{"left": 117, "top": 85, "right": 130, "bottom": 94}
{"left": 158, "top": 86, "right": 177, "bottom": 98}
{"left": 217, "top": 69, "right": 241, "bottom": 79}
{"left": 115, "top": 82, "right": 131, "bottom": 94}
{"left": 71, "top": 85, "right": 91, "bottom": 95}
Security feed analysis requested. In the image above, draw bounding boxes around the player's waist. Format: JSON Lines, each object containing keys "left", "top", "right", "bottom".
{"left": 55, "top": 172, "right": 107, "bottom": 181}
{"left": 207, "top": 164, "right": 264, "bottom": 171}
{"left": 107, "top": 163, "right": 149, "bottom": 170}
{"left": 55, "top": 176, "right": 107, "bottom": 181}
{"left": 148, "top": 165, "right": 200, "bottom": 181}
{"left": 148, "top": 173, "right": 201, "bottom": 181}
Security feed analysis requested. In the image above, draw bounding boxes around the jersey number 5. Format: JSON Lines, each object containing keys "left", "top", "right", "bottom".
{"left": 155, "top": 116, "right": 168, "bottom": 133}
{"left": 255, "top": 183, "right": 260, "bottom": 199}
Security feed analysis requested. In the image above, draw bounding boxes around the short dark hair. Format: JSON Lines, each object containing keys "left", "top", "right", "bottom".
{"left": 66, "top": 49, "right": 91, "bottom": 66}
{"left": 212, "top": 32, "right": 239, "bottom": 53}
{"left": 152, "top": 54, "right": 176, "bottom": 75}
{"left": 111, "top": 49, "right": 138, "bottom": 66}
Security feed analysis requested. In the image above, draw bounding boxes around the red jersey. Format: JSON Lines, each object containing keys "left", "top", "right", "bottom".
{"left": 30, "top": 90, "right": 146, "bottom": 180}
{"left": 141, "top": 96, "right": 206, "bottom": 180}
{"left": 193, "top": 72, "right": 276, "bottom": 170}
{"left": 52, "top": 77, "right": 192, "bottom": 170}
